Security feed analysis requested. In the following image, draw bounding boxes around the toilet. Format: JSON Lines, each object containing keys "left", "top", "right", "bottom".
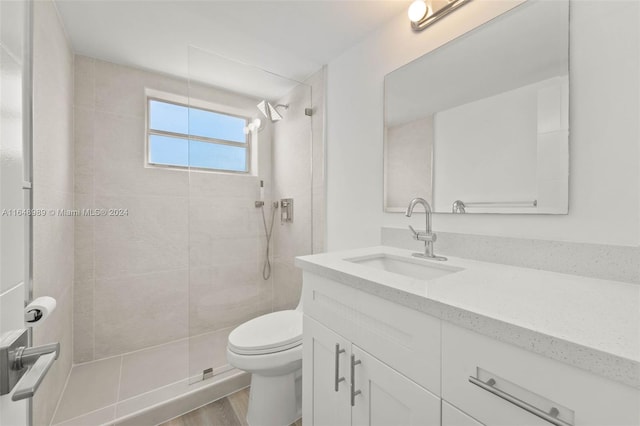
{"left": 227, "top": 306, "right": 303, "bottom": 426}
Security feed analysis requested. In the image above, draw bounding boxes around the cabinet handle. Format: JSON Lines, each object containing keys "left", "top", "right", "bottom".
{"left": 468, "top": 376, "right": 572, "bottom": 426}
{"left": 334, "top": 344, "right": 346, "bottom": 392}
{"left": 350, "top": 354, "right": 362, "bottom": 407}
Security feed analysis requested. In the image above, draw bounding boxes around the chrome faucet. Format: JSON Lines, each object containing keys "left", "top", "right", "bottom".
{"left": 405, "top": 197, "right": 447, "bottom": 261}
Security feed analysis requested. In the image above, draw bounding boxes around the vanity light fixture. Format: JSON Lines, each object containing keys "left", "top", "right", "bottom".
{"left": 408, "top": 0, "right": 473, "bottom": 32}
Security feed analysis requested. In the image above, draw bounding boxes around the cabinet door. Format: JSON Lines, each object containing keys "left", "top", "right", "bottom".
{"left": 351, "top": 345, "right": 440, "bottom": 426}
{"left": 303, "top": 316, "right": 352, "bottom": 426}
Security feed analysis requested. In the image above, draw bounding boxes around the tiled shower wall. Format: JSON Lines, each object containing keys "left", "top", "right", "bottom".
{"left": 271, "top": 68, "right": 326, "bottom": 311}
{"left": 32, "top": 1, "right": 74, "bottom": 424}
{"left": 72, "top": 56, "right": 276, "bottom": 363}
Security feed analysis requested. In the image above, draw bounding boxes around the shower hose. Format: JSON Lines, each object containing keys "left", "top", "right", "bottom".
{"left": 261, "top": 203, "right": 277, "bottom": 280}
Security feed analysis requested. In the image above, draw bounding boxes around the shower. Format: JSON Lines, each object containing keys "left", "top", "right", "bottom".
{"left": 257, "top": 100, "right": 289, "bottom": 122}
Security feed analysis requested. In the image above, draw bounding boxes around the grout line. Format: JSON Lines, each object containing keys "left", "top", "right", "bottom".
{"left": 115, "top": 355, "right": 124, "bottom": 405}
{"left": 48, "top": 360, "right": 75, "bottom": 426}
{"left": 50, "top": 404, "right": 117, "bottom": 426}
{"left": 73, "top": 325, "right": 233, "bottom": 369}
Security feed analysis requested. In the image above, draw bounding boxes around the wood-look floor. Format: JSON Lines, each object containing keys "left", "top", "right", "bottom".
{"left": 161, "top": 387, "right": 303, "bottom": 426}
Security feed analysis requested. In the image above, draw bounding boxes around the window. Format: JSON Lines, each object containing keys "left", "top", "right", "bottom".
{"left": 147, "top": 98, "right": 250, "bottom": 173}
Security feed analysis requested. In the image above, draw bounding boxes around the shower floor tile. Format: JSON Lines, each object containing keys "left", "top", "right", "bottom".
{"left": 52, "top": 330, "right": 237, "bottom": 426}
{"left": 52, "top": 357, "right": 121, "bottom": 424}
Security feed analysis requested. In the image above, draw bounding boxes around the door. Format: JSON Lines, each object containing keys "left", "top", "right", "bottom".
{"left": 351, "top": 345, "right": 440, "bottom": 426}
{"left": 0, "top": 0, "right": 32, "bottom": 424}
{"left": 303, "top": 316, "right": 351, "bottom": 426}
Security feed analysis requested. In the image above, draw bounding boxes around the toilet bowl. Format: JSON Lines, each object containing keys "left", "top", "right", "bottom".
{"left": 227, "top": 309, "right": 303, "bottom": 426}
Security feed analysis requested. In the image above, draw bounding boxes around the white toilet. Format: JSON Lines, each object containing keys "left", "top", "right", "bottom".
{"left": 227, "top": 306, "right": 303, "bottom": 426}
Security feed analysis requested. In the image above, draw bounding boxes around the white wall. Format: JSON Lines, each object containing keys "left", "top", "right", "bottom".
{"left": 326, "top": 0, "right": 640, "bottom": 249}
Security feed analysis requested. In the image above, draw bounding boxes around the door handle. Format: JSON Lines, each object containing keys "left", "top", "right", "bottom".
{"left": 12, "top": 350, "right": 58, "bottom": 401}
{"left": 0, "top": 329, "right": 59, "bottom": 400}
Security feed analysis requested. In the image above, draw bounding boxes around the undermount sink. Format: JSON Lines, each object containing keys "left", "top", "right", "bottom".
{"left": 346, "top": 254, "right": 463, "bottom": 280}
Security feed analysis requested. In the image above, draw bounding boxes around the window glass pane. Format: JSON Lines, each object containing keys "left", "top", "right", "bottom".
{"left": 149, "top": 135, "right": 189, "bottom": 167}
{"left": 189, "top": 108, "right": 247, "bottom": 143}
{"left": 189, "top": 141, "right": 247, "bottom": 172}
{"left": 149, "top": 100, "right": 188, "bottom": 134}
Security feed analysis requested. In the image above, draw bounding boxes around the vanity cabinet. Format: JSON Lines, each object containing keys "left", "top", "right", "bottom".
{"left": 303, "top": 316, "right": 440, "bottom": 426}
{"left": 300, "top": 268, "right": 640, "bottom": 426}
{"left": 302, "top": 272, "right": 442, "bottom": 425}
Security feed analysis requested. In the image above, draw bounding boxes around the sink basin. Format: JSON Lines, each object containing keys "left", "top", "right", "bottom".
{"left": 346, "top": 254, "right": 462, "bottom": 280}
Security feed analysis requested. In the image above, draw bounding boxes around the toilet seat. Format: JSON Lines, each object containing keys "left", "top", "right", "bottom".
{"left": 228, "top": 310, "right": 302, "bottom": 355}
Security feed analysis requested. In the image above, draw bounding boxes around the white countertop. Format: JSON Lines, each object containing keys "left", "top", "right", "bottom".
{"left": 295, "top": 246, "right": 640, "bottom": 389}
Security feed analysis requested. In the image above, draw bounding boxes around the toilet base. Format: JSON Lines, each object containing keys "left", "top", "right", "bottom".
{"left": 247, "top": 369, "right": 302, "bottom": 426}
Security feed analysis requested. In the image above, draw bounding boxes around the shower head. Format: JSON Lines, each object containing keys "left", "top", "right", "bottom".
{"left": 257, "top": 100, "right": 288, "bottom": 122}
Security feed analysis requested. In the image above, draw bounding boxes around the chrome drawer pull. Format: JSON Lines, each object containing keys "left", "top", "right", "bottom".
{"left": 334, "top": 344, "right": 346, "bottom": 392}
{"left": 350, "top": 354, "right": 362, "bottom": 407}
{"left": 469, "top": 376, "right": 572, "bottom": 426}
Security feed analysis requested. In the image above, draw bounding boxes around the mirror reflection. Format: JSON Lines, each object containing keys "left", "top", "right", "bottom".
{"left": 384, "top": 0, "right": 569, "bottom": 214}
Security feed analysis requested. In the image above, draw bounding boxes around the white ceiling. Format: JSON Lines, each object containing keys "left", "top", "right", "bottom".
{"left": 55, "top": 0, "right": 408, "bottom": 99}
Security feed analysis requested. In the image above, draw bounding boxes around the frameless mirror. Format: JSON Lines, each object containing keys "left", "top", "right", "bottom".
{"left": 384, "top": 0, "right": 569, "bottom": 214}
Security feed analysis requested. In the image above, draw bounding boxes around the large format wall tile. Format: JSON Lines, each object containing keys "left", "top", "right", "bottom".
{"left": 73, "top": 107, "right": 94, "bottom": 195}
{"left": 272, "top": 193, "right": 312, "bottom": 264}
{"left": 94, "top": 269, "right": 189, "bottom": 358}
{"left": 93, "top": 112, "right": 189, "bottom": 198}
{"left": 93, "top": 195, "right": 188, "bottom": 279}
{"left": 74, "top": 55, "right": 95, "bottom": 108}
{"left": 188, "top": 265, "right": 271, "bottom": 336}
{"left": 94, "top": 59, "right": 188, "bottom": 118}
{"left": 32, "top": 1, "right": 74, "bottom": 423}
{"left": 272, "top": 261, "right": 302, "bottom": 312}
{"left": 73, "top": 279, "right": 94, "bottom": 363}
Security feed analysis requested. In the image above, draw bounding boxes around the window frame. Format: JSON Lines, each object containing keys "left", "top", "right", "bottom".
{"left": 146, "top": 96, "right": 251, "bottom": 174}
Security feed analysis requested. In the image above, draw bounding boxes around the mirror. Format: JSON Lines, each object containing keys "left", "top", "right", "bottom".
{"left": 384, "top": 0, "right": 569, "bottom": 214}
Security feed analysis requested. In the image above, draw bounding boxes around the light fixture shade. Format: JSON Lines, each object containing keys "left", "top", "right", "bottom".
{"left": 409, "top": 0, "right": 472, "bottom": 32}
{"left": 408, "top": 0, "right": 428, "bottom": 23}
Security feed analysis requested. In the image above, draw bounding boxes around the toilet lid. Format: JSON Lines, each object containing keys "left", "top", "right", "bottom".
{"left": 228, "top": 310, "right": 302, "bottom": 355}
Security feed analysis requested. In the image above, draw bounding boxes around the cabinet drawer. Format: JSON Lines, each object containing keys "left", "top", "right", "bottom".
{"left": 303, "top": 272, "right": 441, "bottom": 394}
{"left": 442, "top": 322, "right": 640, "bottom": 426}
{"left": 442, "top": 401, "right": 484, "bottom": 426}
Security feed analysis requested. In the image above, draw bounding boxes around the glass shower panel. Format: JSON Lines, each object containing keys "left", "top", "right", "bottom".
{"left": 186, "top": 45, "right": 313, "bottom": 385}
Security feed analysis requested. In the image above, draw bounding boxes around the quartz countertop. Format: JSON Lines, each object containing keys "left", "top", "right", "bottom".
{"left": 295, "top": 246, "right": 640, "bottom": 389}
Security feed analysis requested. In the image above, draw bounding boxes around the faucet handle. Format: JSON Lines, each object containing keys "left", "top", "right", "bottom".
{"left": 408, "top": 225, "right": 420, "bottom": 239}
{"left": 409, "top": 225, "right": 437, "bottom": 242}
